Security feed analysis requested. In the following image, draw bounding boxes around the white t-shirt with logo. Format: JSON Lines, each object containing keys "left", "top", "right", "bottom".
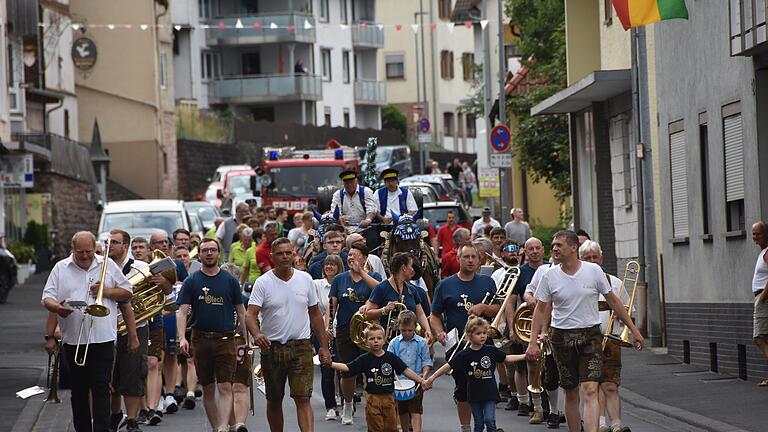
{"left": 249, "top": 269, "right": 319, "bottom": 344}
{"left": 534, "top": 261, "right": 611, "bottom": 330}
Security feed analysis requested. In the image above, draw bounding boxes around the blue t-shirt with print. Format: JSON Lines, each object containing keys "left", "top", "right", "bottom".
{"left": 431, "top": 274, "right": 497, "bottom": 334}
{"left": 177, "top": 269, "right": 242, "bottom": 332}
{"left": 516, "top": 261, "right": 549, "bottom": 297}
{"left": 369, "top": 280, "right": 420, "bottom": 328}
{"left": 329, "top": 271, "right": 382, "bottom": 327}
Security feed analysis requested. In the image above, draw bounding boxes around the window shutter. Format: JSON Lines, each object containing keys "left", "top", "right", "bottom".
{"left": 669, "top": 130, "right": 689, "bottom": 237}
{"left": 723, "top": 113, "right": 744, "bottom": 202}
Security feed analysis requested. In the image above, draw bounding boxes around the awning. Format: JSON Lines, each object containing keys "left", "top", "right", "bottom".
{"left": 531, "top": 69, "right": 631, "bottom": 116}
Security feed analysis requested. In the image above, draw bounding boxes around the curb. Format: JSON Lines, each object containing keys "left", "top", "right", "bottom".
{"left": 621, "top": 387, "right": 752, "bottom": 432}
{"left": 11, "top": 369, "right": 47, "bottom": 432}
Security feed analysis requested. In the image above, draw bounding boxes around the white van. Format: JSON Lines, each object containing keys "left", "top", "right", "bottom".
{"left": 98, "top": 200, "right": 192, "bottom": 243}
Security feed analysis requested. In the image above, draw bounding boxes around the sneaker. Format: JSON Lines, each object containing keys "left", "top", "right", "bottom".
{"left": 341, "top": 403, "right": 354, "bottom": 425}
{"left": 353, "top": 392, "right": 362, "bottom": 403}
{"left": 234, "top": 423, "right": 248, "bottom": 432}
{"left": 517, "top": 403, "right": 530, "bottom": 416}
{"left": 560, "top": 414, "right": 567, "bottom": 424}
{"left": 156, "top": 398, "right": 165, "bottom": 414}
{"left": 325, "top": 408, "right": 337, "bottom": 420}
{"left": 599, "top": 426, "right": 610, "bottom": 432}
{"left": 194, "top": 387, "right": 203, "bottom": 398}
{"left": 173, "top": 386, "right": 185, "bottom": 404}
{"left": 126, "top": 419, "right": 142, "bottom": 432}
{"left": 164, "top": 395, "right": 178, "bottom": 414}
{"left": 547, "top": 412, "right": 560, "bottom": 429}
{"left": 183, "top": 395, "right": 196, "bottom": 410}
{"left": 110, "top": 412, "right": 127, "bottom": 432}
{"left": 529, "top": 410, "right": 545, "bottom": 424}
{"left": 147, "top": 410, "right": 162, "bottom": 426}
{"left": 504, "top": 397, "right": 519, "bottom": 411}
{"left": 136, "top": 409, "right": 149, "bottom": 425}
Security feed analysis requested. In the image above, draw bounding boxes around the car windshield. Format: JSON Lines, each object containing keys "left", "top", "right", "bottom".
{"left": 269, "top": 166, "right": 340, "bottom": 197}
{"left": 101, "top": 212, "right": 184, "bottom": 236}
{"left": 186, "top": 204, "right": 218, "bottom": 226}
{"left": 375, "top": 148, "right": 392, "bottom": 163}
{"left": 422, "top": 207, "right": 467, "bottom": 228}
{"left": 227, "top": 175, "right": 254, "bottom": 195}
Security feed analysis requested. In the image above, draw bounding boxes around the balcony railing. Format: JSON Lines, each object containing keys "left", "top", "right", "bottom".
{"left": 354, "top": 80, "right": 386, "bottom": 105}
{"left": 11, "top": 132, "right": 96, "bottom": 183}
{"left": 207, "top": 14, "right": 316, "bottom": 45}
{"left": 729, "top": 0, "right": 767, "bottom": 56}
{"left": 209, "top": 74, "right": 322, "bottom": 104}
{"left": 351, "top": 22, "right": 384, "bottom": 48}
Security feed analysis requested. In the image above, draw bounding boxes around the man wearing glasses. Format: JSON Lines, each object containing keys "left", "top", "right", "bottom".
{"left": 177, "top": 238, "right": 246, "bottom": 432}
{"left": 307, "top": 230, "right": 349, "bottom": 279}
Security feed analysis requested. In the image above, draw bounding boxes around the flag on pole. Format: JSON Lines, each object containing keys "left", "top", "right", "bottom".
{"left": 612, "top": 0, "right": 688, "bottom": 30}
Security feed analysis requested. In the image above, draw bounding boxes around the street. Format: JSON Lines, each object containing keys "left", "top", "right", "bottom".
{"left": 3, "top": 273, "right": 767, "bottom": 432}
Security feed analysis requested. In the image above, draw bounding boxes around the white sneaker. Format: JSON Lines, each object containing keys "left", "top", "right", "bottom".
{"left": 156, "top": 397, "right": 165, "bottom": 414}
{"left": 164, "top": 395, "right": 178, "bottom": 414}
{"left": 325, "top": 408, "right": 337, "bottom": 420}
{"left": 341, "top": 403, "right": 353, "bottom": 425}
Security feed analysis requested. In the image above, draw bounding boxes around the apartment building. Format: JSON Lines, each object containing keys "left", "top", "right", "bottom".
{"left": 173, "top": 0, "right": 384, "bottom": 129}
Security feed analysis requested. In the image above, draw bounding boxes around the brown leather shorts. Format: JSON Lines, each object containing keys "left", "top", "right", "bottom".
{"left": 260, "top": 339, "right": 313, "bottom": 400}
{"left": 365, "top": 392, "right": 398, "bottom": 432}
{"left": 600, "top": 341, "right": 622, "bottom": 385}
{"left": 192, "top": 330, "right": 236, "bottom": 386}
{"left": 550, "top": 325, "right": 603, "bottom": 389}
{"left": 148, "top": 326, "right": 164, "bottom": 361}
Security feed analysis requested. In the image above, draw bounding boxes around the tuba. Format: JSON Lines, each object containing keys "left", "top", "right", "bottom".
{"left": 349, "top": 311, "right": 376, "bottom": 351}
{"left": 117, "top": 250, "right": 177, "bottom": 334}
{"left": 512, "top": 302, "right": 550, "bottom": 394}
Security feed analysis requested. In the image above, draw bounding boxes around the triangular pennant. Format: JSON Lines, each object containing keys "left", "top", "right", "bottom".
{"left": 360, "top": 22, "right": 368, "bottom": 29}
{"left": 446, "top": 22, "right": 455, "bottom": 33}
{"left": 395, "top": 24, "right": 402, "bottom": 31}
{"left": 377, "top": 24, "right": 384, "bottom": 31}
{"left": 480, "top": 20, "right": 489, "bottom": 29}
{"left": 287, "top": 24, "right": 295, "bottom": 31}
{"left": 140, "top": 24, "right": 149, "bottom": 31}
{"left": 430, "top": 23, "right": 437, "bottom": 31}
{"left": 340, "top": 24, "right": 349, "bottom": 30}
{"left": 464, "top": 21, "right": 473, "bottom": 28}
{"left": 174, "top": 24, "right": 182, "bottom": 31}
{"left": 72, "top": 23, "right": 81, "bottom": 31}
{"left": 411, "top": 24, "right": 419, "bottom": 33}
{"left": 201, "top": 24, "right": 210, "bottom": 29}
{"left": 270, "top": 22, "right": 278, "bottom": 29}
{"left": 107, "top": 24, "right": 115, "bottom": 30}
{"left": 235, "top": 19, "right": 244, "bottom": 29}
{"left": 218, "top": 21, "right": 226, "bottom": 29}
{"left": 304, "top": 19, "right": 313, "bottom": 29}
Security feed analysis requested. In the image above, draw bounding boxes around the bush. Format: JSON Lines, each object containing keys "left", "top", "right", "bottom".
{"left": 23, "top": 221, "right": 50, "bottom": 250}
{"left": 9, "top": 242, "right": 35, "bottom": 264}
{"left": 530, "top": 224, "right": 564, "bottom": 260}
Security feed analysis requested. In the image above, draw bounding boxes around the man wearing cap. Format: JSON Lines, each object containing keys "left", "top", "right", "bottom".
{"left": 375, "top": 168, "right": 418, "bottom": 223}
{"left": 471, "top": 207, "right": 501, "bottom": 240}
{"left": 331, "top": 170, "right": 378, "bottom": 228}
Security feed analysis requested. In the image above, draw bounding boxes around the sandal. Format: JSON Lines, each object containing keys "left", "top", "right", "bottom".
{"left": 758, "top": 379, "right": 768, "bottom": 387}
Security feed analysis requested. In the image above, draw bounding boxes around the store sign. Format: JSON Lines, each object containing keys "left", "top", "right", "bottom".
{"left": 72, "top": 37, "right": 98, "bottom": 71}
{"left": 0, "top": 154, "right": 34, "bottom": 188}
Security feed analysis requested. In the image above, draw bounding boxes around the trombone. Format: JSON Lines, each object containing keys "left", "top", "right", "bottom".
{"left": 74, "top": 241, "right": 112, "bottom": 366}
{"left": 602, "top": 261, "right": 640, "bottom": 350}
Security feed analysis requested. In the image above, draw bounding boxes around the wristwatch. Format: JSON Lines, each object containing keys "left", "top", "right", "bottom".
{"left": 44, "top": 335, "right": 54, "bottom": 341}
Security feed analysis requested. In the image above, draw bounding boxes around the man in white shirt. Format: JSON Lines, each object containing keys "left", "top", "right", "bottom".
{"left": 374, "top": 168, "right": 418, "bottom": 223}
{"left": 471, "top": 207, "right": 501, "bottom": 240}
{"left": 41, "top": 231, "right": 132, "bottom": 432}
{"left": 579, "top": 240, "right": 632, "bottom": 432}
{"left": 526, "top": 230, "right": 642, "bottom": 432}
{"left": 331, "top": 170, "right": 378, "bottom": 228}
{"left": 247, "top": 238, "right": 331, "bottom": 432}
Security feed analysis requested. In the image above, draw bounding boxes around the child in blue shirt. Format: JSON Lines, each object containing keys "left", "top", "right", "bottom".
{"left": 387, "top": 310, "right": 432, "bottom": 432}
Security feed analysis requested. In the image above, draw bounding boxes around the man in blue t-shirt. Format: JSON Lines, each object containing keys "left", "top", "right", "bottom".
{"left": 429, "top": 243, "right": 499, "bottom": 432}
{"left": 176, "top": 238, "right": 246, "bottom": 432}
{"left": 308, "top": 230, "right": 349, "bottom": 279}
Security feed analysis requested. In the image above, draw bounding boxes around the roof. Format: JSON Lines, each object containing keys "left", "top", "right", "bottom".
{"left": 103, "top": 199, "right": 185, "bottom": 213}
{"left": 531, "top": 69, "right": 632, "bottom": 116}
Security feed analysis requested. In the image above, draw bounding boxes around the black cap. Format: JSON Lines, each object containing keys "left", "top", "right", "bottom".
{"left": 482, "top": 207, "right": 491, "bottom": 214}
{"left": 381, "top": 168, "right": 399, "bottom": 180}
{"left": 339, "top": 169, "right": 358, "bottom": 181}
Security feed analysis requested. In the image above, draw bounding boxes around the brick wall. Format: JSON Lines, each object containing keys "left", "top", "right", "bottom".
{"left": 666, "top": 302, "right": 768, "bottom": 382}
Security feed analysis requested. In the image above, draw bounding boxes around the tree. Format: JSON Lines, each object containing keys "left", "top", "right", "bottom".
{"left": 381, "top": 104, "right": 408, "bottom": 140}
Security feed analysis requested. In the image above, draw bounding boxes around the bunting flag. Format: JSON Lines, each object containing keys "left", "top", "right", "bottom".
{"left": 612, "top": 0, "right": 688, "bottom": 30}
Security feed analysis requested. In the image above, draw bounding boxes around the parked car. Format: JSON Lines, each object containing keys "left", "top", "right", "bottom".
{"left": 0, "top": 245, "right": 18, "bottom": 304}
{"left": 421, "top": 201, "right": 472, "bottom": 231}
{"left": 359, "top": 145, "right": 412, "bottom": 178}
{"left": 211, "top": 164, "right": 252, "bottom": 183}
{"left": 219, "top": 169, "right": 257, "bottom": 215}
{"left": 403, "top": 174, "right": 464, "bottom": 203}
{"left": 401, "top": 176, "right": 453, "bottom": 201}
{"left": 184, "top": 201, "right": 222, "bottom": 232}
{"left": 204, "top": 164, "right": 252, "bottom": 208}
{"left": 98, "top": 200, "right": 192, "bottom": 243}
{"left": 403, "top": 182, "right": 439, "bottom": 204}
{"left": 204, "top": 182, "right": 223, "bottom": 208}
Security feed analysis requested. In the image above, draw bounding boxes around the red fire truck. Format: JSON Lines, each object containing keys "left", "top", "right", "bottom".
{"left": 257, "top": 146, "right": 359, "bottom": 215}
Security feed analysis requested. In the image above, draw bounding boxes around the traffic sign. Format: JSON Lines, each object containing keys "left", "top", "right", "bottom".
{"left": 418, "top": 133, "right": 432, "bottom": 143}
{"left": 490, "top": 153, "right": 512, "bottom": 168}
{"left": 418, "top": 118, "right": 430, "bottom": 133}
{"left": 490, "top": 124, "right": 511, "bottom": 152}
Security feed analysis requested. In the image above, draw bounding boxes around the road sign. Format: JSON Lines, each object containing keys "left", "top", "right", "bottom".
{"left": 418, "top": 118, "right": 430, "bottom": 133}
{"left": 490, "top": 153, "right": 512, "bottom": 168}
{"left": 490, "top": 124, "right": 511, "bottom": 152}
{"left": 418, "top": 133, "right": 432, "bottom": 143}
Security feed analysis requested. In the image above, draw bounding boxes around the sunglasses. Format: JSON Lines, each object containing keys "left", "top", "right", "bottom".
{"left": 503, "top": 244, "right": 521, "bottom": 253}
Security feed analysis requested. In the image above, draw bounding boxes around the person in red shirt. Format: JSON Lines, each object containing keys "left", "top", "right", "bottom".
{"left": 256, "top": 222, "right": 279, "bottom": 273}
{"left": 433, "top": 211, "right": 460, "bottom": 258}
{"left": 440, "top": 227, "right": 470, "bottom": 279}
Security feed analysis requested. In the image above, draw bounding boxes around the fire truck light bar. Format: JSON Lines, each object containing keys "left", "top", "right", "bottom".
{"left": 334, "top": 149, "right": 344, "bottom": 160}
{"left": 268, "top": 151, "right": 279, "bottom": 160}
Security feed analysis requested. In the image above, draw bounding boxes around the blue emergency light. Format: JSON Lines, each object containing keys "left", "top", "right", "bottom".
{"left": 334, "top": 149, "right": 344, "bottom": 160}
{"left": 268, "top": 151, "right": 279, "bottom": 161}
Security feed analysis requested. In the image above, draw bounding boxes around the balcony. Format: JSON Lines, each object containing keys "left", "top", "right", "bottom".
{"left": 207, "top": 14, "right": 316, "bottom": 46}
{"left": 729, "top": 0, "right": 768, "bottom": 56}
{"left": 208, "top": 74, "right": 322, "bottom": 104}
{"left": 351, "top": 22, "right": 384, "bottom": 48}
{"left": 354, "top": 80, "right": 386, "bottom": 105}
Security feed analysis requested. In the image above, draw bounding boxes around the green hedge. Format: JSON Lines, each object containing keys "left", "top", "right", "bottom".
{"left": 530, "top": 224, "right": 565, "bottom": 260}
{"left": 9, "top": 242, "right": 35, "bottom": 264}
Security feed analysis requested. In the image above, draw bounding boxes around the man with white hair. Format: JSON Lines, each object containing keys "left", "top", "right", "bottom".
{"left": 579, "top": 239, "right": 632, "bottom": 432}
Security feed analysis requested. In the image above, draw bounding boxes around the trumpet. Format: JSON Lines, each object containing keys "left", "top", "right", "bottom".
{"left": 602, "top": 261, "right": 640, "bottom": 350}
{"left": 74, "top": 241, "right": 112, "bottom": 366}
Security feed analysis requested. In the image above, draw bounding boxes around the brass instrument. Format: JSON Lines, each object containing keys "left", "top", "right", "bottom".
{"left": 488, "top": 267, "right": 521, "bottom": 342}
{"left": 189, "top": 246, "right": 199, "bottom": 260}
{"left": 117, "top": 250, "right": 177, "bottom": 334}
{"left": 74, "top": 241, "right": 112, "bottom": 366}
{"left": 384, "top": 301, "right": 408, "bottom": 341}
{"left": 602, "top": 261, "right": 640, "bottom": 350}
{"left": 512, "top": 303, "right": 533, "bottom": 343}
{"left": 45, "top": 340, "right": 61, "bottom": 404}
{"left": 350, "top": 311, "right": 376, "bottom": 351}
{"left": 527, "top": 340, "right": 547, "bottom": 394}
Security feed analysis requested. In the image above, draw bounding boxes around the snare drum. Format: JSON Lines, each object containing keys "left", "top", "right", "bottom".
{"left": 393, "top": 379, "right": 416, "bottom": 401}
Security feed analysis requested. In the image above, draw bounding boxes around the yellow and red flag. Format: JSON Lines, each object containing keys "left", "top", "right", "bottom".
{"left": 612, "top": 0, "right": 689, "bottom": 30}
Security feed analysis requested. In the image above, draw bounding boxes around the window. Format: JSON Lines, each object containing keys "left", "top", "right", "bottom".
{"left": 462, "top": 52, "right": 474, "bottom": 81}
{"left": 324, "top": 107, "right": 332, "bottom": 126}
{"left": 341, "top": 0, "right": 348, "bottom": 24}
{"left": 321, "top": 49, "right": 332, "bottom": 81}
{"left": 466, "top": 114, "right": 476, "bottom": 138}
{"left": 443, "top": 112, "right": 455, "bottom": 137}
{"left": 241, "top": 52, "right": 261, "bottom": 75}
{"left": 159, "top": 53, "right": 167, "bottom": 89}
{"left": 668, "top": 122, "right": 689, "bottom": 238}
{"left": 319, "top": 0, "right": 329, "bottom": 22}
{"left": 241, "top": 0, "right": 258, "bottom": 14}
{"left": 699, "top": 113, "right": 711, "bottom": 236}
{"left": 342, "top": 50, "right": 350, "bottom": 84}
{"left": 438, "top": 0, "right": 453, "bottom": 20}
{"left": 201, "top": 51, "right": 221, "bottom": 80}
{"left": 722, "top": 102, "right": 745, "bottom": 232}
{"left": 385, "top": 53, "right": 405, "bottom": 79}
{"left": 343, "top": 110, "right": 350, "bottom": 127}
{"left": 440, "top": 50, "right": 454, "bottom": 80}
{"left": 619, "top": 115, "right": 632, "bottom": 208}
{"left": 198, "top": 0, "right": 213, "bottom": 19}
